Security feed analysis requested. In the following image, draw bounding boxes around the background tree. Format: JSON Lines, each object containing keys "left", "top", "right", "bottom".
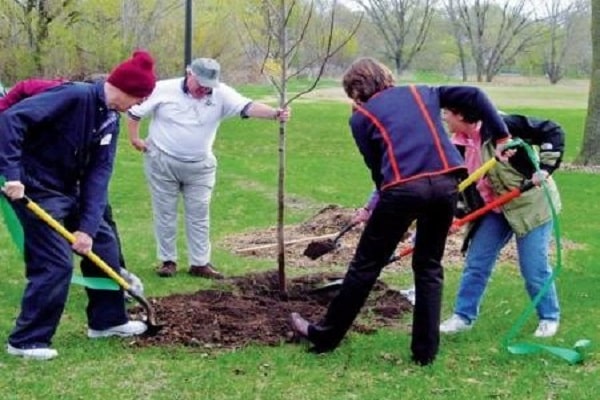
{"left": 351, "top": 0, "right": 437, "bottom": 75}
{"left": 578, "top": 0, "right": 600, "bottom": 165}
{"left": 443, "top": 0, "right": 468, "bottom": 81}
{"left": 0, "top": 0, "right": 595, "bottom": 86}
{"left": 449, "top": 0, "right": 540, "bottom": 82}
{"left": 560, "top": 0, "right": 592, "bottom": 79}
{"left": 540, "top": 0, "right": 576, "bottom": 84}
{"left": 120, "top": 0, "right": 180, "bottom": 50}
{"left": 1, "top": 0, "right": 78, "bottom": 79}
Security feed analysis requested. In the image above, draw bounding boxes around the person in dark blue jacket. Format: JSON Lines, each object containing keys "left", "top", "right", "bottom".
{"left": 0, "top": 77, "right": 144, "bottom": 300}
{"left": 0, "top": 50, "right": 156, "bottom": 360}
{"left": 290, "top": 57, "right": 510, "bottom": 365}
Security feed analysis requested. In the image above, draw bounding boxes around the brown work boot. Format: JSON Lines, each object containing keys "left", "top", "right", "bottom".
{"left": 156, "top": 261, "right": 177, "bottom": 277}
{"left": 188, "top": 263, "right": 224, "bottom": 279}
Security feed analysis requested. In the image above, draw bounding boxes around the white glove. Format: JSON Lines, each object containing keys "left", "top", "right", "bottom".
{"left": 120, "top": 268, "right": 144, "bottom": 296}
{"left": 2, "top": 180, "right": 25, "bottom": 200}
{"left": 531, "top": 170, "right": 549, "bottom": 186}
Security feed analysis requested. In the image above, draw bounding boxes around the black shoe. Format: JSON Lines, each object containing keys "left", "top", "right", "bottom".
{"left": 411, "top": 355, "right": 436, "bottom": 366}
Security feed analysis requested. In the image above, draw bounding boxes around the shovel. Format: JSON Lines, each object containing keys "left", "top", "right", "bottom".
{"left": 17, "top": 195, "right": 163, "bottom": 335}
{"left": 310, "top": 246, "right": 415, "bottom": 293}
{"left": 311, "top": 180, "right": 534, "bottom": 293}
{"left": 303, "top": 221, "right": 358, "bottom": 260}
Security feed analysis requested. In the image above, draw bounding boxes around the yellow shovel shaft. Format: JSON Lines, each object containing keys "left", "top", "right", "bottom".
{"left": 458, "top": 158, "right": 497, "bottom": 192}
{"left": 24, "top": 199, "right": 131, "bottom": 291}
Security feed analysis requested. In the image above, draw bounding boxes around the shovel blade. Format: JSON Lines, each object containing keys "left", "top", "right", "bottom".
{"left": 310, "top": 278, "right": 344, "bottom": 293}
{"left": 144, "top": 323, "right": 164, "bottom": 336}
{"left": 129, "top": 291, "right": 163, "bottom": 336}
{"left": 303, "top": 239, "right": 337, "bottom": 260}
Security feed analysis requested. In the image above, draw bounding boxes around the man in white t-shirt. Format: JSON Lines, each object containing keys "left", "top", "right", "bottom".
{"left": 127, "top": 58, "right": 290, "bottom": 278}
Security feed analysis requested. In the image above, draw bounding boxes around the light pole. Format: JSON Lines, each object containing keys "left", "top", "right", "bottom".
{"left": 184, "top": 0, "right": 192, "bottom": 71}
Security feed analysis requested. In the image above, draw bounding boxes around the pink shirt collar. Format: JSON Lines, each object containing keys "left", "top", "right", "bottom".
{"left": 451, "top": 123, "right": 498, "bottom": 208}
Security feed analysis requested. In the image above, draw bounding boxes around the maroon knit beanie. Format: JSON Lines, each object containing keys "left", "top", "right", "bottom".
{"left": 107, "top": 50, "right": 156, "bottom": 98}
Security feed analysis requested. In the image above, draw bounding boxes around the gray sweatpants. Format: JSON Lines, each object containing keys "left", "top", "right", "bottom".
{"left": 144, "top": 143, "right": 217, "bottom": 266}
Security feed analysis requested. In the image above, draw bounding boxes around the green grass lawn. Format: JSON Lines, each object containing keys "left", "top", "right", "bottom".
{"left": 1, "top": 85, "right": 599, "bottom": 399}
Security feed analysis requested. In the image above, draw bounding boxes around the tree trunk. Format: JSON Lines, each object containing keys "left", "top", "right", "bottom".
{"left": 394, "top": 55, "right": 402, "bottom": 76}
{"left": 457, "top": 42, "right": 468, "bottom": 81}
{"left": 578, "top": 69, "right": 600, "bottom": 164}
{"left": 276, "top": 2, "right": 288, "bottom": 297}
{"left": 577, "top": 0, "right": 600, "bottom": 165}
{"left": 445, "top": 0, "right": 468, "bottom": 81}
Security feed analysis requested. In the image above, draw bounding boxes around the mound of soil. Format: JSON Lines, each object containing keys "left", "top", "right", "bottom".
{"left": 220, "top": 204, "right": 518, "bottom": 269}
{"left": 131, "top": 270, "right": 411, "bottom": 349}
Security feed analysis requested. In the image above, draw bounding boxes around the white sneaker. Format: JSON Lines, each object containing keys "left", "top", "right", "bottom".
{"left": 400, "top": 287, "right": 416, "bottom": 306}
{"left": 440, "top": 314, "right": 473, "bottom": 334}
{"left": 534, "top": 320, "right": 559, "bottom": 338}
{"left": 87, "top": 321, "right": 147, "bottom": 339}
{"left": 7, "top": 344, "right": 58, "bottom": 360}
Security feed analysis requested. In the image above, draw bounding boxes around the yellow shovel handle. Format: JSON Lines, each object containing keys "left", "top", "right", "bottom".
{"left": 23, "top": 197, "right": 131, "bottom": 291}
{"left": 458, "top": 158, "right": 497, "bottom": 192}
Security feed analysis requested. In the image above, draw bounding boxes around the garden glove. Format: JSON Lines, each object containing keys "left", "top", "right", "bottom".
{"left": 120, "top": 268, "right": 144, "bottom": 297}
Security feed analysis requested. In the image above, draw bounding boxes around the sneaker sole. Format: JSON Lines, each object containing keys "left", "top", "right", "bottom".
{"left": 534, "top": 331, "right": 558, "bottom": 338}
{"left": 7, "top": 346, "right": 58, "bottom": 360}
{"left": 440, "top": 326, "right": 473, "bottom": 334}
{"left": 87, "top": 329, "right": 146, "bottom": 339}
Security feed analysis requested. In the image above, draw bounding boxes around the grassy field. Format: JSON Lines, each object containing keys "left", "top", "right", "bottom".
{"left": 1, "top": 81, "right": 599, "bottom": 399}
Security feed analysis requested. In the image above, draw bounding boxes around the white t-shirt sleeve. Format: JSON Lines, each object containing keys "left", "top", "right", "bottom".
{"left": 217, "top": 83, "right": 252, "bottom": 119}
{"left": 128, "top": 84, "right": 164, "bottom": 119}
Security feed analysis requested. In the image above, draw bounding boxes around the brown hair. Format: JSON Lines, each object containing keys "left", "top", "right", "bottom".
{"left": 342, "top": 57, "right": 395, "bottom": 103}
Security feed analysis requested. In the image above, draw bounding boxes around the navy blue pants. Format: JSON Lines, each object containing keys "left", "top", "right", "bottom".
{"left": 8, "top": 192, "right": 128, "bottom": 349}
{"left": 307, "top": 174, "right": 458, "bottom": 364}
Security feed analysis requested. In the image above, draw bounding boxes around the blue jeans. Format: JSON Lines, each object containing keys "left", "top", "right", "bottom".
{"left": 454, "top": 212, "right": 560, "bottom": 323}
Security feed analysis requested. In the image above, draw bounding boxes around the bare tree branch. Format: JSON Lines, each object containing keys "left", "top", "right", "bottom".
{"left": 450, "top": 0, "right": 540, "bottom": 82}
{"left": 353, "top": 0, "right": 437, "bottom": 74}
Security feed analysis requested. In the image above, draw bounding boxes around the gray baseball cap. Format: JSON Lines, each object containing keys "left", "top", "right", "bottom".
{"left": 189, "top": 58, "right": 220, "bottom": 88}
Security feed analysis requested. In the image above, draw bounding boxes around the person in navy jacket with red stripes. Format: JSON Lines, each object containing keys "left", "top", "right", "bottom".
{"left": 291, "top": 57, "right": 510, "bottom": 365}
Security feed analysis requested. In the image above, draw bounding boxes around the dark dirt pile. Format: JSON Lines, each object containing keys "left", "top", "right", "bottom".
{"left": 131, "top": 270, "right": 412, "bottom": 349}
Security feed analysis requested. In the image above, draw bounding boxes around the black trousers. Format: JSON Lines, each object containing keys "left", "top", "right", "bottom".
{"left": 308, "top": 174, "right": 458, "bottom": 364}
